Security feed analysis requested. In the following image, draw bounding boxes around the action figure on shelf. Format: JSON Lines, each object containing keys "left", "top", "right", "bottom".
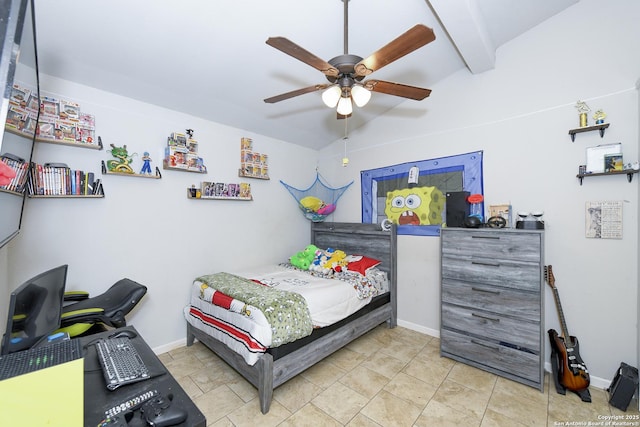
{"left": 140, "top": 151, "right": 152, "bottom": 174}
{"left": 593, "top": 109, "right": 607, "bottom": 125}
{"left": 575, "top": 100, "right": 591, "bottom": 127}
{"left": 107, "top": 143, "right": 135, "bottom": 174}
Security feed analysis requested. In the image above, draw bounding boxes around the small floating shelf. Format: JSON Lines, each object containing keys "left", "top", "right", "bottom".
{"left": 568, "top": 123, "right": 610, "bottom": 142}
{"left": 577, "top": 169, "right": 639, "bottom": 185}
{"left": 101, "top": 161, "right": 162, "bottom": 178}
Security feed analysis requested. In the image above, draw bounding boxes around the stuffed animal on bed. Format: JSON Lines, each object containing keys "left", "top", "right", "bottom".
{"left": 310, "top": 247, "right": 333, "bottom": 273}
{"left": 326, "top": 249, "right": 346, "bottom": 273}
{"left": 290, "top": 244, "right": 319, "bottom": 270}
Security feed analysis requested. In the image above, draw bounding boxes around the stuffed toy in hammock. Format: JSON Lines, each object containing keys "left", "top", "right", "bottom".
{"left": 280, "top": 173, "right": 353, "bottom": 222}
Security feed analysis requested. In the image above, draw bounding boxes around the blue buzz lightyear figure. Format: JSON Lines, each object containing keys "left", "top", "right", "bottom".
{"left": 140, "top": 152, "right": 152, "bottom": 174}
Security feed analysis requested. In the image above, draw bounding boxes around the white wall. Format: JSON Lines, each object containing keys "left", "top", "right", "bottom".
{"left": 3, "top": 75, "right": 322, "bottom": 349}
{"left": 318, "top": 0, "right": 640, "bottom": 387}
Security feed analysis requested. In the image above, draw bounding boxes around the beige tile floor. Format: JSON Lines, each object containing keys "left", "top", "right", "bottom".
{"left": 158, "top": 325, "right": 639, "bottom": 426}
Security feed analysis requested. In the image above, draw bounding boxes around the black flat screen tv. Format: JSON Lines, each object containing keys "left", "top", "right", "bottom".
{"left": 0, "top": 264, "right": 68, "bottom": 355}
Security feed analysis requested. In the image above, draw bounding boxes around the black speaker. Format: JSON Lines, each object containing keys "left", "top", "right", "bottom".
{"left": 607, "top": 362, "right": 638, "bottom": 411}
{"left": 445, "top": 191, "right": 470, "bottom": 228}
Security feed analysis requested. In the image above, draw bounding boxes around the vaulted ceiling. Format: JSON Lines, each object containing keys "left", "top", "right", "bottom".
{"left": 33, "top": 0, "right": 578, "bottom": 150}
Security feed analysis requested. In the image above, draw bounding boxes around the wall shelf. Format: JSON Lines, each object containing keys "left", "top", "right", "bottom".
{"left": 568, "top": 123, "right": 610, "bottom": 142}
{"left": 0, "top": 188, "right": 25, "bottom": 196}
{"left": 163, "top": 162, "right": 207, "bottom": 174}
{"left": 28, "top": 194, "right": 104, "bottom": 199}
{"left": 186, "top": 188, "right": 252, "bottom": 201}
{"left": 35, "top": 135, "right": 103, "bottom": 150}
{"left": 577, "top": 169, "right": 639, "bottom": 185}
{"left": 101, "top": 161, "right": 162, "bottom": 178}
{"left": 238, "top": 169, "right": 270, "bottom": 180}
{"left": 5, "top": 128, "right": 104, "bottom": 150}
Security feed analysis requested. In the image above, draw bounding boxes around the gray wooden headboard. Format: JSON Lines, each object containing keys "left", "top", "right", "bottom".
{"left": 310, "top": 222, "right": 397, "bottom": 289}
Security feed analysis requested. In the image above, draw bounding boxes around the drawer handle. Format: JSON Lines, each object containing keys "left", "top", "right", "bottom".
{"left": 472, "top": 312, "right": 500, "bottom": 322}
{"left": 471, "top": 287, "right": 500, "bottom": 295}
{"left": 472, "top": 261, "right": 500, "bottom": 267}
{"left": 471, "top": 339, "right": 499, "bottom": 350}
{"left": 471, "top": 235, "right": 500, "bottom": 240}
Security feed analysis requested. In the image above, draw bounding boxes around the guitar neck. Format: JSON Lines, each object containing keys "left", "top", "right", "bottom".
{"left": 552, "top": 287, "right": 572, "bottom": 344}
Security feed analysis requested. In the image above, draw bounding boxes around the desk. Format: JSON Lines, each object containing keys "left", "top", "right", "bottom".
{"left": 81, "top": 326, "right": 206, "bottom": 427}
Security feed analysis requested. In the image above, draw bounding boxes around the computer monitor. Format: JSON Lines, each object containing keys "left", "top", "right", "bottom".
{"left": 1, "top": 264, "right": 68, "bottom": 355}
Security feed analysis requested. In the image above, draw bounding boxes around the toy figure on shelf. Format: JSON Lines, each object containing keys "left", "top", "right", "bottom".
{"left": 140, "top": 151, "right": 152, "bottom": 175}
{"left": 575, "top": 100, "right": 591, "bottom": 127}
{"left": 593, "top": 109, "right": 607, "bottom": 125}
{"left": 107, "top": 143, "right": 135, "bottom": 174}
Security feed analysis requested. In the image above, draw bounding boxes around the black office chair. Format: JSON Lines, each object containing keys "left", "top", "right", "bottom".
{"left": 57, "top": 278, "right": 147, "bottom": 337}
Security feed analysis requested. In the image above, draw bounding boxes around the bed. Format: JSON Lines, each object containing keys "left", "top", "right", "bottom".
{"left": 185, "top": 221, "right": 397, "bottom": 414}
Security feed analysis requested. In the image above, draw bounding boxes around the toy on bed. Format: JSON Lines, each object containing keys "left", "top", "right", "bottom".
{"left": 280, "top": 172, "right": 353, "bottom": 222}
{"left": 326, "top": 249, "right": 346, "bottom": 272}
{"left": 289, "top": 244, "right": 318, "bottom": 270}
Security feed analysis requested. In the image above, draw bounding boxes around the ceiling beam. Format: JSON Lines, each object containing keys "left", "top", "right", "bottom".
{"left": 428, "top": 0, "right": 496, "bottom": 74}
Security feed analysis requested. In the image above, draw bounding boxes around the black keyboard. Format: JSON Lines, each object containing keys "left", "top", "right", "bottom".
{"left": 95, "top": 337, "right": 150, "bottom": 390}
{"left": 0, "top": 338, "right": 83, "bottom": 381}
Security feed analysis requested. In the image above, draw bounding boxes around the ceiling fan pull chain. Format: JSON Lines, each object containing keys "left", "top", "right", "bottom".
{"left": 342, "top": 117, "right": 349, "bottom": 167}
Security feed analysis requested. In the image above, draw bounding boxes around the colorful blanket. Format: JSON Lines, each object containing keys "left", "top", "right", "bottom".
{"left": 195, "top": 272, "right": 313, "bottom": 347}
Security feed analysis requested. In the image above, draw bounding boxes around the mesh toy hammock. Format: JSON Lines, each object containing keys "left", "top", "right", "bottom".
{"left": 280, "top": 173, "right": 353, "bottom": 222}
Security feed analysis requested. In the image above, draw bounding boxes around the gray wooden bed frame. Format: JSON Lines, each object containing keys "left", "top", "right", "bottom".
{"left": 186, "top": 221, "right": 397, "bottom": 414}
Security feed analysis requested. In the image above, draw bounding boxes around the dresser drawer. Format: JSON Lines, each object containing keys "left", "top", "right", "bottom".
{"left": 441, "top": 329, "right": 540, "bottom": 383}
{"left": 442, "top": 255, "right": 540, "bottom": 292}
{"left": 442, "top": 279, "right": 540, "bottom": 321}
{"left": 441, "top": 303, "right": 540, "bottom": 351}
{"left": 441, "top": 229, "right": 541, "bottom": 262}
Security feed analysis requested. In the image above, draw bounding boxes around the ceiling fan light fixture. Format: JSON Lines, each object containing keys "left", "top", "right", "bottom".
{"left": 351, "top": 85, "right": 371, "bottom": 107}
{"left": 336, "top": 96, "right": 353, "bottom": 116}
{"left": 322, "top": 85, "right": 341, "bottom": 108}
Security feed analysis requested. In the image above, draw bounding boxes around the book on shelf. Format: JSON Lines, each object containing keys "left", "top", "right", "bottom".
{"left": 28, "top": 162, "right": 101, "bottom": 196}
{"left": 604, "top": 154, "right": 623, "bottom": 172}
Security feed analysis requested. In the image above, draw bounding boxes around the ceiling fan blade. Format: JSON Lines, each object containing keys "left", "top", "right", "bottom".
{"left": 266, "top": 37, "right": 339, "bottom": 77}
{"left": 354, "top": 24, "right": 436, "bottom": 77}
{"left": 363, "top": 80, "right": 432, "bottom": 100}
{"left": 264, "top": 84, "right": 330, "bottom": 104}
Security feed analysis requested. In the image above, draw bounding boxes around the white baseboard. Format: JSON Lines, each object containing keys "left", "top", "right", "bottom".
{"left": 543, "top": 361, "right": 610, "bottom": 390}
{"left": 397, "top": 319, "right": 440, "bottom": 338}
{"left": 151, "top": 337, "right": 188, "bottom": 355}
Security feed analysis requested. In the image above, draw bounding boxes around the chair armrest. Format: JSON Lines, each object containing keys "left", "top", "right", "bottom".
{"left": 61, "top": 307, "right": 105, "bottom": 323}
{"left": 64, "top": 291, "right": 90, "bottom": 302}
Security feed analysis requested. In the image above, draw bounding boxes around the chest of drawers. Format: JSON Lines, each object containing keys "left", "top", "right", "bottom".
{"left": 440, "top": 227, "right": 545, "bottom": 390}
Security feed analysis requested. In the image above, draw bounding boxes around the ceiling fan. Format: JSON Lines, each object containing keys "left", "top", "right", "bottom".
{"left": 263, "top": 0, "right": 436, "bottom": 118}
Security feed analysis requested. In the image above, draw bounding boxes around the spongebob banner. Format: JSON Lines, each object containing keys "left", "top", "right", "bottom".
{"left": 361, "top": 151, "right": 483, "bottom": 236}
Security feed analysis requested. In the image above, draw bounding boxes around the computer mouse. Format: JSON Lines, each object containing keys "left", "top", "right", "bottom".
{"left": 109, "top": 330, "right": 137, "bottom": 339}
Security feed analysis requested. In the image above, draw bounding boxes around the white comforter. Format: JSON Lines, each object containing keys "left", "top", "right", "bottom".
{"left": 231, "top": 265, "right": 372, "bottom": 327}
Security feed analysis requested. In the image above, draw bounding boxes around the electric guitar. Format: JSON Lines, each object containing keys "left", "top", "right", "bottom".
{"left": 545, "top": 265, "right": 590, "bottom": 392}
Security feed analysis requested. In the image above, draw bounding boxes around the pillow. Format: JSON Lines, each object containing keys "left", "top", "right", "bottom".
{"left": 346, "top": 255, "right": 381, "bottom": 276}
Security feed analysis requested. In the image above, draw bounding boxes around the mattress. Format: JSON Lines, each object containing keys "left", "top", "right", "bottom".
{"left": 231, "top": 265, "right": 381, "bottom": 327}
{"left": 184, "top": 264, "right": 388, "bottom": 365}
